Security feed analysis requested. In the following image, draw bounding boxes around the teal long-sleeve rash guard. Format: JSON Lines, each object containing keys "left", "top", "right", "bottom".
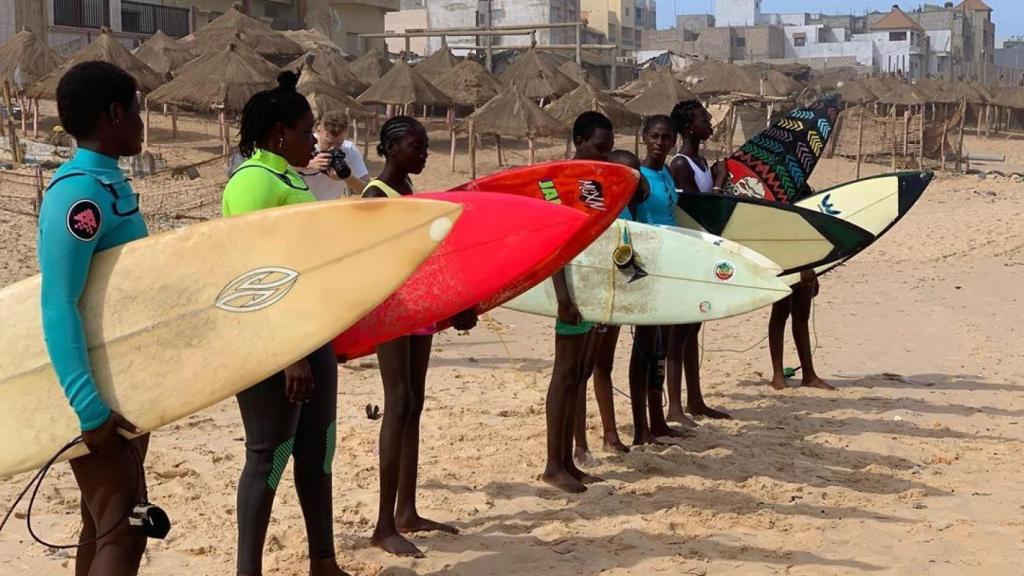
{"left": 37, "top": 148, "right": 148, "bottom": 432}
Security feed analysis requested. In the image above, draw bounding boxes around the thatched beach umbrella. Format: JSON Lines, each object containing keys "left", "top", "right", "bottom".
{"left": 546, "top": 81, "right": 640, "bottom": 130}
{"left": 680, "top": 60, "right": 757, "bottom": 95}
{"left": 133, "top": 30, "right": 194, "bottom": 77}
{"left": 464, "top": 84, "right": 564, "bottom": 172}
{"left": 835, "top": 80, "right": 877, "bottom": 104}
{"left": 288, "top": 47, "right": 368, "bottom": 96}
{"left": 431, "top": 59, "right": 504, "bottom": 108}
{"left": 282, "top": 29, "right": 344, "bottom": 54}
{"left": 191, "top": 4, "right": 302, "bottom": 63}
{"left": 297, "top": 66, "right": 374, "bottom": 147}
{"left": 499, "top": 48, "right": 577, "bottom": 102}
{"left": 879, "top": 82, "right": 927, "bottom": 108}
{"left": 357, "top": 60, "right": 451, "bottom": 113}
{"left": 626, "top": 71, "right": 696, "bottom": 117}
{"left": 415, "top": 45, "right": 460, "bottom": 78}
{"left": 0, "top": 29, "right": 63, "bottom": 133}
{"left": 559, "top": 60, "right": 604, "bottom": 90}
{"left": 148, "top": 43, "right": 277, "bottom": 152}
{"left": 349, "top": 47, "right": 393, "bottom": 83}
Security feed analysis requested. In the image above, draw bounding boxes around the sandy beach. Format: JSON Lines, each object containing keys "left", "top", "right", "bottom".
{"left": 1, "top": 113, "right": 1023, "bottom": 575}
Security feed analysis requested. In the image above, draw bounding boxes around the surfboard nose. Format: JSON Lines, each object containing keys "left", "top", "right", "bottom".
{"left": 898, "top": 171, "right": 934, "bottom": 216}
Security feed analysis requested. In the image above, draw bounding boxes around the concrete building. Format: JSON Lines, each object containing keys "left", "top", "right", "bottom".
{"left": 716, "top": 0, "right": 761, "bottom": 27}
{"left": 580, "top": 0, "right": 656, "bottom": 53}
{"left": 863, "top": 4, "right": 927, "bottom": 79}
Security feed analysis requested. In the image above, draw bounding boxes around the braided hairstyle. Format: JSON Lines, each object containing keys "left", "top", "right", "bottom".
{"left": 670, "top": 100, "right": 705, "bottom": 136}
{"left": 642, "top": 114, "right": 675, "bottom": 137}
{"left": 376, "top": 115, "right": 422, "bottom": 158}
{"left": 238, "top": 71, "right": 311, "bottom": 158}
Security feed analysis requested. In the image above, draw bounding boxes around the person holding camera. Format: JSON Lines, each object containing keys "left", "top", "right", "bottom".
{"left": 298, "top": 111, "right": 369, "bottom": 200}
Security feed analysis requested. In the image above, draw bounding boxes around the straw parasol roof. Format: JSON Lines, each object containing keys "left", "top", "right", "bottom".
{"left": 287, "top": 47, "right": 368, "bottom": 96}
{"left": 759, "top": 68, "right": 805, "bottom": 97}
{"left": 682, "top": 60, "right": 759, "bottom": 95}
{"left": 879, "top": 82, "right": 928, "bottom": 107}
{"left": 0, "top": 29, "right": 63, "bottom": 90}
{"left": 834, "top": 79, "right": 878, "bottom": 103}
{"left": 431, "top": 59, "right": 504, "bottom": 108}
{"left": 558, "top": 60, "right": 604, "bottom": 90}
{"left": 26, "top": 28, "right": 165, "bottom": 99}
{"left": 545, "top": 81, "right": 641, "bottom": 130}
{"left": 348, "top": 47, "right": 393, "bottom": 82}
{"left": 192, "top": 4, "right": 302, "bottom": 59}
{"left": 928, "top": 80, "right": 987, "bottom": 104}
{"left": 297, "top": 67, "right": 373, "bottom": 119}
{"left": 499, "top": 48, "right": 577, "bottom": 100}
{"left": 861, "top": 76, "right": 894, "bottom": 100}
{"left": 282, "top": 29, "right": 344, "bottom": 55}
{"left": 465, "top": 84, "right": 564, "bottom": 138}
{"left": 626, "top": 71, "right": 696, "bottom": 116}
{"left": 147, "top": 43, "right": 276, "bottom": 113}
{"left": 133, "top": 30, "right": 195, "bottom": 76}
{"left": 993, "top": 85, "right": 1024, "bottom": 109}
{"left": 415, "top": 45, "right": 460, "bottom": 78}
{"left": 357, "top": 60, "right": 451, "bottom": 107}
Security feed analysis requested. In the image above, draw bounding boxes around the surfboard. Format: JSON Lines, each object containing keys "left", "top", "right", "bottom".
{"left": 675, "top": 193, "right": 874, "bottom": 276}
{"left": 450, "top": 160, "right": 640, "bottom": 311}
{"left": 502, "top": 221, "right": 791, "bottom": 326}
{"left": 332, "top": 192, "right": 588, "bottom": 360}
{"left": 0, "top": 199, "right": 459, "bottom": 477}
{"left": 778, "top": 170, "right": 933, "bottom": 284}
{"left": 726, "top": 95, "right": 841, "bottom": 203}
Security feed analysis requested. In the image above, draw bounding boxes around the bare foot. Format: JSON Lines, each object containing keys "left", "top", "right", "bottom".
{"left": 769, "top": 375, "right": 789, "bottom": 390}
{"left": 602, "top": 436, "right": 630, "bottom": 454}
{"left": 688, "top": 404, "right": 733, "bottom": 419}
{"left": 573, "top": 446, "right": 596, "bottom": 468}
{"left": 802, "top": 377, "right": 836, "bottom": 390}
{"left": 650, "top": 424, "right": 691, "bottom": 439}
{"left": 666, "top": 411, "right": 699, "bottom": 428}
{"left": 541, "top": 470, "right": 587, "bottom": 493}
{"left": 310, "top": 558, "right": 352, "bottom": 576}
{"left": 396, "top": 514, "right": 460, "bottom": 535}
{"left": 371, "top": 531, "right": 425, "bottom": 558}
{"left": 632, "top": 431, "right": 668, "bottom": 446}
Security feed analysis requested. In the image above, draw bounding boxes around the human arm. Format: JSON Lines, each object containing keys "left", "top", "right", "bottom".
{"left": 342, "top": 143, "right": 369, "bottom": 194}
{"left": 552, "top": 268, "right": 582, "bottom": 325}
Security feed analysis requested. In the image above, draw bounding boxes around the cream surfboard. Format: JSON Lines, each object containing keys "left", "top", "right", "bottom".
{"left": 779, "top": 171, "right": 933, "bottom": 284}
{"left": 0, "top": 199, "right": 460, "bottom": 477}
{"left": 503, "top": 220, "right": 791, "bottom": 326}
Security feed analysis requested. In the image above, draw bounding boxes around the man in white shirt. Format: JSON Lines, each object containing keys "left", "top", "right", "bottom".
{"left": 298, "top": 111, "right": 370, "bottom": 199}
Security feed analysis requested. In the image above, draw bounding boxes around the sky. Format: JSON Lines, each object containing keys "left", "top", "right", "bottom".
{"left": 656, "top": 0, "right": 1023, "bottom": 44}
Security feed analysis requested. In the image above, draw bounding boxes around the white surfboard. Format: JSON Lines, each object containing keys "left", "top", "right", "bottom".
{"left": 780, "top": 171, "right": 932, "bottom": 284}
{"left": 503, "top": 220, "right": 791, "bottom": 326}
{"left": 0, "top": 199, "right": 460, "bottom": 477}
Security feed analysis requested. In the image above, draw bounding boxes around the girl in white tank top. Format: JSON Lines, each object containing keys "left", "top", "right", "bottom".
{"left": 674, "top": 153, "right": 714, "bottom": 194}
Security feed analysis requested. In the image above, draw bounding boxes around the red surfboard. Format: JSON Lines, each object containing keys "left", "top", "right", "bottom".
{"left": 333, "top": 191, "right": 588, "bottom": 360}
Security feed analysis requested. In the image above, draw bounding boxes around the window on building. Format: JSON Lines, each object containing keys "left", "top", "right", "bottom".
{"left": 793, "top": 32, "right": 806, "bottom": 47}
{"left": 889, "top": 31, "right": 907, "bottom": 42}
{"left": 625, "top": 7, "right": 630, "bottom": 17}
{"left": 264, "top": 2, "right": 283, "bottom": 19}
{"left": 54, "top": 0, "right": 110, "bottom": 29}
{"left": 734, "top": 36, "right": 746, "bottom": 48}
{"left": 122, "top": 0, "right": 189, "bottom": 36}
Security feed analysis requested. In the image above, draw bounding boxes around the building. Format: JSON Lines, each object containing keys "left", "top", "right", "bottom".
{"left": 641, "top": 0, "right": 999, "bottom": 82}
{"left": 0, "top": 0, "right": 192, "bottom": 54}
{"left": 580, "top": 0, "right": 656, "bottom": 53}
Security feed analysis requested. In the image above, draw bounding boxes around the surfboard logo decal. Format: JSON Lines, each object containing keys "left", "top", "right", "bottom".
{"left": 699, "top": 301, "right": 712, "bottom": 313}
{"left": 819, "top": 194, "right": 841, "bottom": 216}
{"left": 714, "top": 261, "right": 735, "bottom": 281}
{"left": 577, "top": 179, "right": 606, "bottom": 210}
{"left": 215, "top": 267, "right": 300, "bottom": 313}
{"left": 538, "top": 180, "right": 562, "bottom": 204}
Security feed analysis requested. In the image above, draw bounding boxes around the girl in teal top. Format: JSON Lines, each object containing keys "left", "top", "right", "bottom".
{"left": 634, "top": 163, "right": 678, "bottom": 226}
{"left": 221, "top": 72, "right": 348, "bottom": 576}
{"left": 38, "top": 61, "right": 150, "bottom": 576}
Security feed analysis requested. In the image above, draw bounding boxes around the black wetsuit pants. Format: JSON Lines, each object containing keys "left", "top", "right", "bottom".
{"left": 235, "top": 343, "right": 338, "bottom": 576}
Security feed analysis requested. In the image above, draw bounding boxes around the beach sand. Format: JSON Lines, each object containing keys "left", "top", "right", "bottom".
{"left": 1, "top": 114, "right": 1022, "bottom": 575}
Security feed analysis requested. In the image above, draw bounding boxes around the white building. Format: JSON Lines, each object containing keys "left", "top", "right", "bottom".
{"left": 716, "top": 0, "right": 762, "bottom": 27}
{"left": 856, "top": 5, "right": 927, "bottom": 80}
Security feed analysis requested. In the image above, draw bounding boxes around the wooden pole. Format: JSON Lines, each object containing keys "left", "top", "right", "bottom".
{"left": 956, "top": 96, "right": 967, "bottom": 171}
{"left": 918, "top": 104, "right": 925, "bottom": 170}
{"left": 826, "top": 105, "right": 844, "bottom": 159}
{"left": 495, "top": 135, "right": 503, "bottom": 166}
{"left": 528, "top": 136, "right": 535, "bottom": 164}
{"left": 2, "top": 80, "right": 22, "bottom": 164}
{"left": 448, "top": 108, "right": 456, "bottom": 172}
{"left": 353, "top": 117, "right": 359, "bottom": 147}
{"left": 143, "top": 95, "right": 150, "bottom": 149}
{"left": 468, "top": 120, "right": 477, "bottom": 179}
{"left": 975, "top": 102, "right": 983, "bottom": 137}
{"left": 634, "top": 124, "right": 640, "bottom": 156}
{"left": 940, "top": 104, "right": 949, "bottom": 170}
{"left": 32, "top": 98, "right": 38, "bottom": 138}
{"left": 171, "top": 107, "right": 178, "bottom": 139}
{"left": 19, "top": 95, "right": 26, "bottom": 134}
{"left": 902, "top": 109, "right": 910, "bottom": 169}
{"left": 219, "top": 111, "right": 229, "bottom": 155}
{"left": 765, "top": 101, "right": 774, "bottom": 129}
{"left": 891, "top": 105, "right": 898, "bottom": 170}
{"left": 856, "top": 105, "right": 864, "bottom": 179}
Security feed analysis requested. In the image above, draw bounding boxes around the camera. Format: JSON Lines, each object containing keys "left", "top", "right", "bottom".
{"left": 323, "top": 148, "right": 351, "bottom": 179}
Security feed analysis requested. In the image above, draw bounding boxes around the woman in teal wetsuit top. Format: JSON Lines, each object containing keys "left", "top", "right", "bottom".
{"left": 221, "top": 72, "right": 349, "bottom": 576}
{"left": 38, "top": 61, "right": 149, "bottom": 576}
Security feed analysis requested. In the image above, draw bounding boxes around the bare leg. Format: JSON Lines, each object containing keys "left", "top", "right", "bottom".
{"left": 75, "top": 497, "right": 97, "bottom": 576}
{"left": 396, "top": 335, "right": 460, "bottom": 535}
{"left": 649, "top": 328, "right": 688, "bottom": 439}
{"left": 591, "top": 326, "right": 629, "bottom": 453}
{"left": 768, "top": 297, "right": 792, "bottom": 390}
{"left": 665, "top": 325, "right": 699, "bottom": 428}
{"left": 542, "top": 332, "right": 588, "bottom": 493}
{"left": 628, "top": 326, "right": 663, "bottom": 445}
{"left": 791, "top": 280, "right": 834, "bottom": 390}
{"left": 371, "top": 337, "right": 423, "bottom": 558}
{"left": 568, "top": 331, "right": 602, "bottom": 483}
{"left": 683, "top": 324, "right": 732, "bottom": 419}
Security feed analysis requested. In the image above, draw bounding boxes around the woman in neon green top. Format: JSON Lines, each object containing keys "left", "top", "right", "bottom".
{"left": 221, "top": 71, "right": 348, "bottom": 576}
